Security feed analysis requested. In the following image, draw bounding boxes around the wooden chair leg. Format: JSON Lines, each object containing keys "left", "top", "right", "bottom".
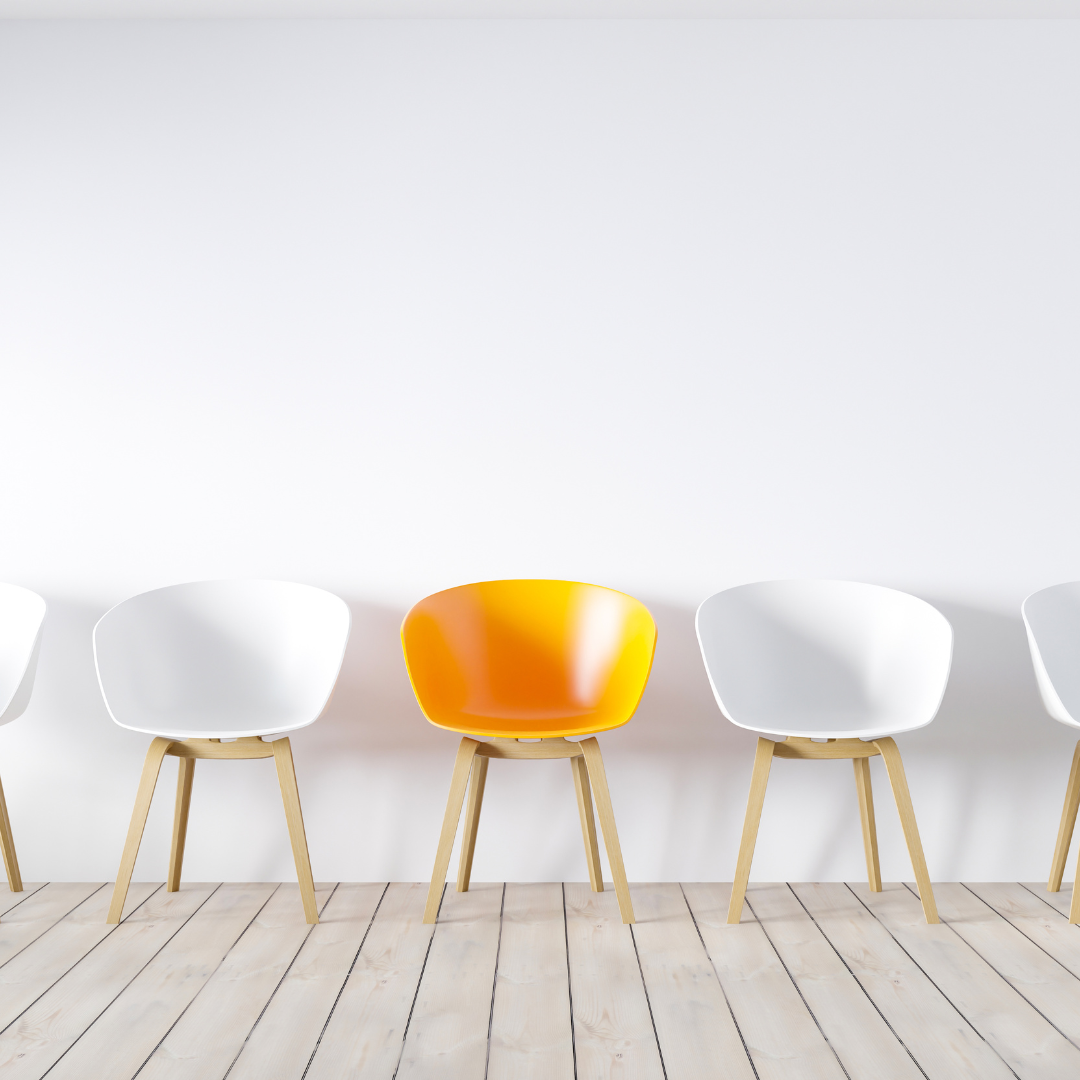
{"left": 580, "top": 738, "right": 634, "bottom": 924}
{"left": 108, "top": 737, "right": 172, "bottom": 924}
{"left": 272, "top": 738, "right": 319, "bottom": 925}
{"left": 853, "top": 756, "right": 882, "bottom": 891}
{"left": 456, "top": 755, "right": 489, "bottom": 893}
{"left": 1049, "top": 741, "right": 1080, "bottom": 893}
{"left": 0, "top": 769, "right": 23, "bottom": 893}
{"left": 728, "top": 737, "right": 775, "bottom": 924}
{"left": 167, "top": 758, "right": 195, "bottom": 892}
{"left": 874, "top": 737, "right": 938, "bottom": 924}
{"left": 1070, "top": 846, "right": 1080, "bottom": 925}
{"left": 425, "top": 738, "right": 480, "bottom": 924}
{"left": 571, "top": 754, "right": 603, "bottom": 891}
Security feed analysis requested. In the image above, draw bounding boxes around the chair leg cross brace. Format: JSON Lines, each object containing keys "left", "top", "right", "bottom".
{"left": 424, "top": 736, "right": 635, "bottom": 924}
{"left": 108, "top": 736, "right": 319, "bottom": 925}
{"left": 727, "top": 736, "right": 938, "bottom": 925}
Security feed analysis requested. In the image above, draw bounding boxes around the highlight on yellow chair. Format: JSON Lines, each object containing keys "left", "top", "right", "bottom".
{"left": 401, "top": 579, "right": 657, "bottom": 925}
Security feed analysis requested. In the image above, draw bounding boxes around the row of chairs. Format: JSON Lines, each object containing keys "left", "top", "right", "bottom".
{"left": 2, "top": 578, "right": 1080, "bottom": 929}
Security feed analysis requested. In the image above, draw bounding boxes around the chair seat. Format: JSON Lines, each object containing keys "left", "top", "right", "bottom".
{"left": 733, "top": 715, "right": 930, "bottom": 741}
{"left": 110, "top": 714, "right": 315, "bottom": 741}
{"left": 424, "top": 710, "right": 628, "bottom": 740}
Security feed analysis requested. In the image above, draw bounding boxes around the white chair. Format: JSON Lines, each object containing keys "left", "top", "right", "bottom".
{"left": 696, "top": 580, "right": 952, "bottom": 925}
{"left": 94, "top": 580, "right": 350, "bottom": 924}
{"left": 0, "top": 584, "right": 47, "bottom": 894}
{"left": 1021, "top": 581, "right": 1080, "bottom": 923}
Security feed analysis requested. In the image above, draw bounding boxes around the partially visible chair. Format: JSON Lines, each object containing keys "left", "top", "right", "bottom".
{"left": 1022, "top": 582, "right": 1080, "bottom": 922}
{"left": 401, "top": 579, "right": 656, "bottom": 924}
{"left": 0, "top": 583, "right": 47, "bottom": 894}
{"left": 696, "top": 579, "right": 951, "bottom": 925}
{"left": 94, "top": 580, "right": 350, "bottom": 924}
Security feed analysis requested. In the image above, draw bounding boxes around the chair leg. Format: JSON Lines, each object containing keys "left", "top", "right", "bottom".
{"left": 728, "top": 737, "right": 775, "bottom": 925}
{"left": 1049, "top": 741, "right": 1080, "bottom": 893}
{"left": 108, "top": 737, "right": 172, "bottom": 924}
{"left": 580, "top": 738, "right": 634, "bottom": 924}
{"left": 425, "top": 738, "right": 480, "bottom": 924}
{"left": 456, "top": 755, "right": 489, "bottom": 893}
{"left": 853, "top": 756, "right": 882, "bottom": 892}
{"left": 874, "top": 737, "right": 938, "bottom": 924}
{"left": 273, "top": 738, "right": 319, "bottom": 925}
{"left": 167, "top": 757, "right": 196, "bottom": 892}
{"left": 571, "top": 754, "right": 603, "bottom": 892}
{"left": 0, "top": 770, "right": 23, "bottom": 893}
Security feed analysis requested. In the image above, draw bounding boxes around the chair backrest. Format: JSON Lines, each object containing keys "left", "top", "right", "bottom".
{"left": 400, "top": 579, "right": 657, "bottom": 738}
{"left": 1022, "top": 582, "right": 1080, "bottom": 728}
{"left": 695, "top": 580, "right": 953, "bottom": 739}
{"left": 0, "top": 583, "right": 47, "bottom": 727}
{"left": 93, "top": 580, "right": 351, "bottom": 739}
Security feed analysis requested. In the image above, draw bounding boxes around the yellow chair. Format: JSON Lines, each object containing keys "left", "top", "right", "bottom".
{"left": 401, "top": 579, "right": 656, "bottom": 924}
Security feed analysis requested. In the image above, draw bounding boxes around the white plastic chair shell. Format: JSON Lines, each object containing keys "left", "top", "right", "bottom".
{"left": 1022, "top": 582, "right": 1080, "bottom": 729}
{"left": 0, "top": 583, "right": 47, "bottom": 728}
{"left": 93, "top": 580, "right": 351, "bottom": 740}
{"left": 695, "top": 580, "right": 953, "bottom": 740}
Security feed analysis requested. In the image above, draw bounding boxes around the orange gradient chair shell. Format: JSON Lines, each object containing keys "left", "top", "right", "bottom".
{"left": 402, "top": 579, "right": 657, "bottom": 924}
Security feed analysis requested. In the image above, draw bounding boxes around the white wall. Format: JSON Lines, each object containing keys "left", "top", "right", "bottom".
{"left": 1, "top": 18, "right": 1079, "bottom": 886}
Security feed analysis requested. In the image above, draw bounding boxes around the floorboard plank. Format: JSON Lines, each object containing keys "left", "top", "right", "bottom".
{"left": 0, "top": 883, "right": 46, "bottom": 918}
{"left": 1029, "top": 881, "right": 1074, "bottom": 920}
{"left": 630, "top": 883, "right": 755, "bottom": 1080}
{"left": 138, "top": 883, "right": 336, "bottom": 1079}
{"left": 486, "top": 882, "right": 574, "bottom": 1080}
{"left": 0, "top": 880, "right": 159, "bottom": 1032}
{"left": 0, "top": 883, "right": 217, "bottom": 1080}
{"left": 305, "top": 882, "right": 435, "bottom": 1080}
{"left": 854, "top": 881, "right": 1080, "bottom": 1079}
{"left": 972, "top": 882, "right": 1080, "bottom": 979}
{"left": 396, "top": 882, "right": 504, "bottom": 1080}
{"left": 227, "top": 882, "right": 387, "bottom": 1080}
{"left": 792, "top": 882, "right": 1014, "bottom": 1080}
{"left": 0, "top": 883, "right": 105, "bottom": 968}
{"left": 929, "top": 882, "right": 1080, "bottom": 1050}
{"left": 682, "top": 882, "right": 845, "bottom": 1080}
{"left": 745, "top": 882, "right": 922, "bottom": 1080}
{"left": 45, "top": 882, "right": 275, "bottom": 1080}
{"left": 565, "top": 882, "right": 665, "bottom": 1080}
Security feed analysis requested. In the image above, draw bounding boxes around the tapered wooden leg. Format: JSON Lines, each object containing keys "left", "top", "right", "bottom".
{"left": 108, "top": 737, "right": 172, "bottom": 923}
{"left": 1049, "top": 741, "right": 1080, "bottom": 893}
{"left": 0, "top": 770, "right": 23, "bottom": 893}
{"left": 580, "top": 738, "right": 634, "bottom": 923}
{"left": 874, "top": 737, "right": 938, "bottom": 924}
{"left": 571, "top": 754, "right": 603, "bottom": 891}
{"left": 167, "top": 757, "right": 195, "bottom": 892}
{"left": 853, "top": 756, "right": 882, "bottom": 892}
{"left": 1070, "top": 847, "right": 1080, "bottom": 924}
{"left": 272, "top": 738, "right": 319, "bottom": 925}
{"left": 456, "top": 755, "right": 489, "bottom": 893}
{"left": 425, "top": 738, "right": 480, "bottom": 924}
{"left": 728, "top": 737, "right": 775, "bottom": 924}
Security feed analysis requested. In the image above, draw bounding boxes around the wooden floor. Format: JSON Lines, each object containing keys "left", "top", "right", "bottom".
{"left": 4, "top": 881, "right": 1080, "bottom": 1079}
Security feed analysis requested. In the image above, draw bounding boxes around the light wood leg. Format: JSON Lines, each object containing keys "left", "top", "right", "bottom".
{"left": 571, "top": 754, "right": 603, "bottom": 891}
{"left": 109, "top": 737, "right": 172, "bottom": 923}
{"left": 167, "top": 757, "right": 195, "bottom": 892}
{"left": 273, "top": 738, "right": 319, "bottom": 925}
{"left": 580, "top": 738, "right": 634, "bottom": 924}
{"left": 853, "top": 756, "right": 882, "bottom": 891}
{"left": 0, "top": 769, "right": 22, "bottom": 893}
{"left": 1049, "top": 741, "right": 1080, "bottom": 893}
{"left": 874, "top": 737, "right": 938, "bottom": 924}
{"left": 1071, "top": 846, "right": 1080, "bottom": 924}
{"left": 728, "top": 737, "right": 775, "bottom": 924}
{"left": 425, "top": 738, "right": 480, "bottom": 924}
{"left": 456, "top": 755, "right": 489, "bottom": 893}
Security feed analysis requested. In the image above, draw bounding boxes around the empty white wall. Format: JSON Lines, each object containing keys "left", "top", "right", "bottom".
{"left": 1, "top": 17, "right": 1079, "bottom": 885}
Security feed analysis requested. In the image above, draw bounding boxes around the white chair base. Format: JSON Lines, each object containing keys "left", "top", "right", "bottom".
{"left": 108, "top": 736, "right": 318, "bottom": 924}
{"left": 729, "top": 736, "right": 938, "bottom": 925}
